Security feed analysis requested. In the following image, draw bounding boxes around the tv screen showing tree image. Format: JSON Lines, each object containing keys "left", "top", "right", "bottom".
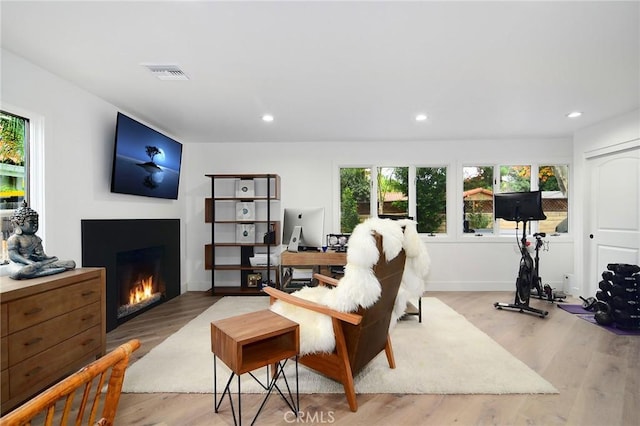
{"left": 110, "top": 112, "right": 183, "bottom": 200}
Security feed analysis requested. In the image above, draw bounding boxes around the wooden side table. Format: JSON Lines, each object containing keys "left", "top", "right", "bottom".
{"left": 211, "top": 309, "right": 299, "bottom": 425}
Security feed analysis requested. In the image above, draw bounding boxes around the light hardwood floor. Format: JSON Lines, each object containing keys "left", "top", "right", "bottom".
{"left": 107, "top": 291, "right": 640, "bottom": 426}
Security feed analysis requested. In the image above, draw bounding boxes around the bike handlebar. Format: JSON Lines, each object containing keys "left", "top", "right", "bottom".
{"left": 533, "top": 232, "right": 546, "bottom": 238}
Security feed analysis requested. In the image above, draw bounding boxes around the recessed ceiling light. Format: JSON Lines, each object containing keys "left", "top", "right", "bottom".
{"left": 415, "top": 114, "right": 428, "bottom": 122}
{"left": 567, "top": 111, "right": 582, "bottom": 118}
{"left": 262, "top": 114, "right": 274, "bottom": 122}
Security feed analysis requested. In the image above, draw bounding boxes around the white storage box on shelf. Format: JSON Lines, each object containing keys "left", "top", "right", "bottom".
{"left": 249, "top": 253, "right": 280, "bottom": 267}
{"left": 235, "top": 179, "right": 255, "bottom": 197}
{"left": 236, "top": 224, "right": 255, "bottom": 243}
{"left": 235, "top": 202, "right": 255, "bottom": 220}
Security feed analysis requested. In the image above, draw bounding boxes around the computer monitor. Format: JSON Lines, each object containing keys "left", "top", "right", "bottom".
{"left": 282, "top": 207, "right": 325, "bottom": 252}
{"left": 494, "top": 191, "right": 546, "bottom": 222}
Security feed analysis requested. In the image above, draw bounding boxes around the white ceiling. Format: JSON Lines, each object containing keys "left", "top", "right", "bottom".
{"left": 1, "top": 1, "right": 638, "bottom": 143}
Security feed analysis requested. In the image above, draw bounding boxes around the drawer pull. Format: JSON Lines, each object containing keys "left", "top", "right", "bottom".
{"left": 25, "top": 366, "right": 43, "bottom": 377}
{"left": 81, "top": 291, "right": 95, "bottom": 297}
{"left": 24, "top": 337, "right": 43, "bottom": 346}
{"left": 82, "top": 338, "right": 95, "bottom": 346}
{"left": 81, "top": 314, "right": 94, "bottom": 321}
{"left": 24, "top": 307, "right": 43, "bottom": 316}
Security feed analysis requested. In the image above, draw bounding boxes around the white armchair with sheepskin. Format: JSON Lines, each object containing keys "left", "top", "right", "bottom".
{"left": 263, "top": 218, "right": 430, "bottom": 412}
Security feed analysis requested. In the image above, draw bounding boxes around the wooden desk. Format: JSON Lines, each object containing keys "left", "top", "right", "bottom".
{"left": 280, "top": 250, "right": 347, "bottom": 291}
{"left": 210, "top": 309, "right": 299, "bottom": 425}
{"left": 280, "top": 250, "right": 346, "bottom": 267}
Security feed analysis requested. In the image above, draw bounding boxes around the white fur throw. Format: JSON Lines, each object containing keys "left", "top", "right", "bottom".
{"left": 270, "top": 218, "right": 431, "bottom": 355}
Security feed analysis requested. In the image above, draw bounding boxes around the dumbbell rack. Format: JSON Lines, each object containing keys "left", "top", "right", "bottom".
{"left": 595, "top": 263, "right": 640, "bottom": 330}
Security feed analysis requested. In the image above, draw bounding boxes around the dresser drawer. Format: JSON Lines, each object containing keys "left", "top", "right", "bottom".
{"left": 7, "top": 302, "right": 101, "bottom": 364}
{"left": 1, "top": 336, "right": 7, "bottom": 371}
{"left": 1, "top": 367, "right": 8, "bottom": 406}
{"left": 1, "top": 302, "right": 7, "bottom": 337}
{"left": 8, "top": 325, "right": 102, "bottom": 399}
{"left": 7, "top": 279, "right": 101, "bottom": 333}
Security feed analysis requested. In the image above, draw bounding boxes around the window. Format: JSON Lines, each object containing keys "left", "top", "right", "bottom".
{"left": 539, "top": 165, "right": 569, "bottom": 234}
{"left": 377, "top": 166, "right": 408, "bottom": 218}
{"left": 1, "top": 110, "right": 29, "bottom": 251}
{"left": 416, "top": 166, "right": 447, "bottom": 234}
{"left": 339, "top": 165, "right": 447, "bottom": 235}
{"left": 338, "top": 161, "right": 569, "bottom": 237}
{"left": 339, "top": 167, "right": 371, "bottom": 233}
{"left": 495, "top": 165, "right": 532, "bottom": 234}
{"left": 463, "top": 164, "right": 569, "bottom": 236}
{"left": 463, "top": 166, "right": 494, "bottom": 234}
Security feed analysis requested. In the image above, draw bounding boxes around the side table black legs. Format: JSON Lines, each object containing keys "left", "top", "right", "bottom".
{"left": 214, "top": 355, "right": 299, "bottom": 426}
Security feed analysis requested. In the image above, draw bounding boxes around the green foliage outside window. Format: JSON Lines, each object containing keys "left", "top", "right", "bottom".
{"left": 463, "top": 166, "right": 493, "bottom": 191}
{"left": 340, "top": 168, "right": 370, "bottom": 233}
{"left": 1, "top": 112, "right": 27, "bottom": 206}
{"left": 499, "top": 165, "right": 531, "bottom": 192}
{"left": 340, "top": 168, "right": 370, "bottom": 203}
{"left": 395, "top": 167, "right": 447, "bottom": 233}
{"left": 341, "top": 187, "right": 360, "bottom": 233}
{"left": 467, "top": 209, "right": 490, "bottom": 229}
{"left": 416, "top": 167, "right": 447, "bottom": 233}
{"left": 0, "top": 112, "right": 25, "bottom": 166}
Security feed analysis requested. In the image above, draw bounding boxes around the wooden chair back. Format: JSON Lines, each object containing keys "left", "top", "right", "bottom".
{"left": 264, "top": 230, "right": 408, "bottom": 411}
{"left": 342, "top": 234, "right": 406, "bottom": 375}
{"left": 0, "top": 339, "right": 140, "bottom": 426}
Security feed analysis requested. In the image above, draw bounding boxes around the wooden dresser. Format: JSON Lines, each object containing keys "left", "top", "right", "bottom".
{"left": 0, "top": 268, "right": 106, "bottom": 414}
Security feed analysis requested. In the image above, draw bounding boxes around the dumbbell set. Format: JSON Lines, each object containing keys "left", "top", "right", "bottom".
{"left": 593, "top": 263, "right": 640, "bottom": 330}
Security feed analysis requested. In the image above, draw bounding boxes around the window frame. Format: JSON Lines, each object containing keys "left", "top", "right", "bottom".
{"left": 336, "top": 160, "right": 571, "bottom": 242}
{"left": 1, "top": 104, "right": 44, "bottom": 244}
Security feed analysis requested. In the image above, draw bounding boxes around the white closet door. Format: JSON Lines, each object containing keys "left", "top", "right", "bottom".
{"left": 586, "top": 146, "right": 640, "bottom": 297}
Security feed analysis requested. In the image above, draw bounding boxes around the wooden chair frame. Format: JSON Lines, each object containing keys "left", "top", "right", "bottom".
{"left": 0, "top": 339, "right": 140, "bottom": 426}
{"left": 264, "top": 233, "right": 406, "bottom": 412}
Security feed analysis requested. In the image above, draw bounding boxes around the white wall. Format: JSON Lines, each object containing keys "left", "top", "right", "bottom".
{"left": 184, "top": 139, "right": 575, "bottom": 292}
{"left": 3, "top": 48, "right": 578, "bottom": 294}
{"left": 1, "top": 50, "right": 186, "bottom": 288}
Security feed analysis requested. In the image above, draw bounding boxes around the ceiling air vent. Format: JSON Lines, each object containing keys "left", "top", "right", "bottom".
{"left": 142, "top": 64, "right": 189, "bottom": 81}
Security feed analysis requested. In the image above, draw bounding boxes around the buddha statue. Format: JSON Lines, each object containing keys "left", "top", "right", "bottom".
{"left": 6, "top": 201, "right": 76, "bottom": 280}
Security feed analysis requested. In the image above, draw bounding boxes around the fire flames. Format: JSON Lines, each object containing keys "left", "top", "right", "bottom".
{"left": 129, "top": 276, "right": 154, "bottom": 305}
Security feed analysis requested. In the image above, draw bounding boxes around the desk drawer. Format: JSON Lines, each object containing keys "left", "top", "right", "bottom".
{"left": 8, "top": 302, "right": 101, "bottom": 364}
{"left": 7, "top": 279, "right": 101, "bottom": 333}
{"left": 9, "top": 325, "right": 102, "bottom": 398}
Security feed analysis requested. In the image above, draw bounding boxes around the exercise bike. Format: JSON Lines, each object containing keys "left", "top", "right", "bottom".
{"left": 492, "top": 190, "right": 557, "bottom": 318}
{"left": 494, "top": 220, "right": 549, "bottom": 318}
{"left": 528, "top": 232, "right": 567, "bottom": 303}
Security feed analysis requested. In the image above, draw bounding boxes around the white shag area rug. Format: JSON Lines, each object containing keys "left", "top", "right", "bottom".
{"left": 122, "top": 296, "right": 558, "bottom": 395}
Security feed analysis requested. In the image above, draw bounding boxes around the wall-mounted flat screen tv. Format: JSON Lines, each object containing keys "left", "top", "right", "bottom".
{"left": 111, "top": 112, "right": 183, "bottom": 200}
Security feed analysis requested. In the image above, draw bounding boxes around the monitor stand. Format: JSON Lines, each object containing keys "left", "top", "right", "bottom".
{"left": 287, "top": 226, "right": 302, "bottom": 252}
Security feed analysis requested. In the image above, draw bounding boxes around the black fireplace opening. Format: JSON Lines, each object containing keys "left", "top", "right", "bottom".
{"left": 116, "top": 246, "right": 166, "bottom": 321}
{"left": 81, "top": 219, "right": 181, "bottom": 332}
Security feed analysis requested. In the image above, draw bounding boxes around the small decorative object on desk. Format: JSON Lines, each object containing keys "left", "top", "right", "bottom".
{"left": 326, "top": 233, "right": 350, "bottom": 252}
{"left": 247, "top": 273, "right": 262, "bottom": 288}
{"left": 6, "top": 201, "right": 76, "bottom": 280}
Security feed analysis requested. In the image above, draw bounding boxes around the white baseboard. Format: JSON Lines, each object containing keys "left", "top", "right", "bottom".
{"left": 424, "top": 280, "right": 565, "bottom": 292}
{"left": 186, "top": 280, "right": 566, "bottom": 293}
